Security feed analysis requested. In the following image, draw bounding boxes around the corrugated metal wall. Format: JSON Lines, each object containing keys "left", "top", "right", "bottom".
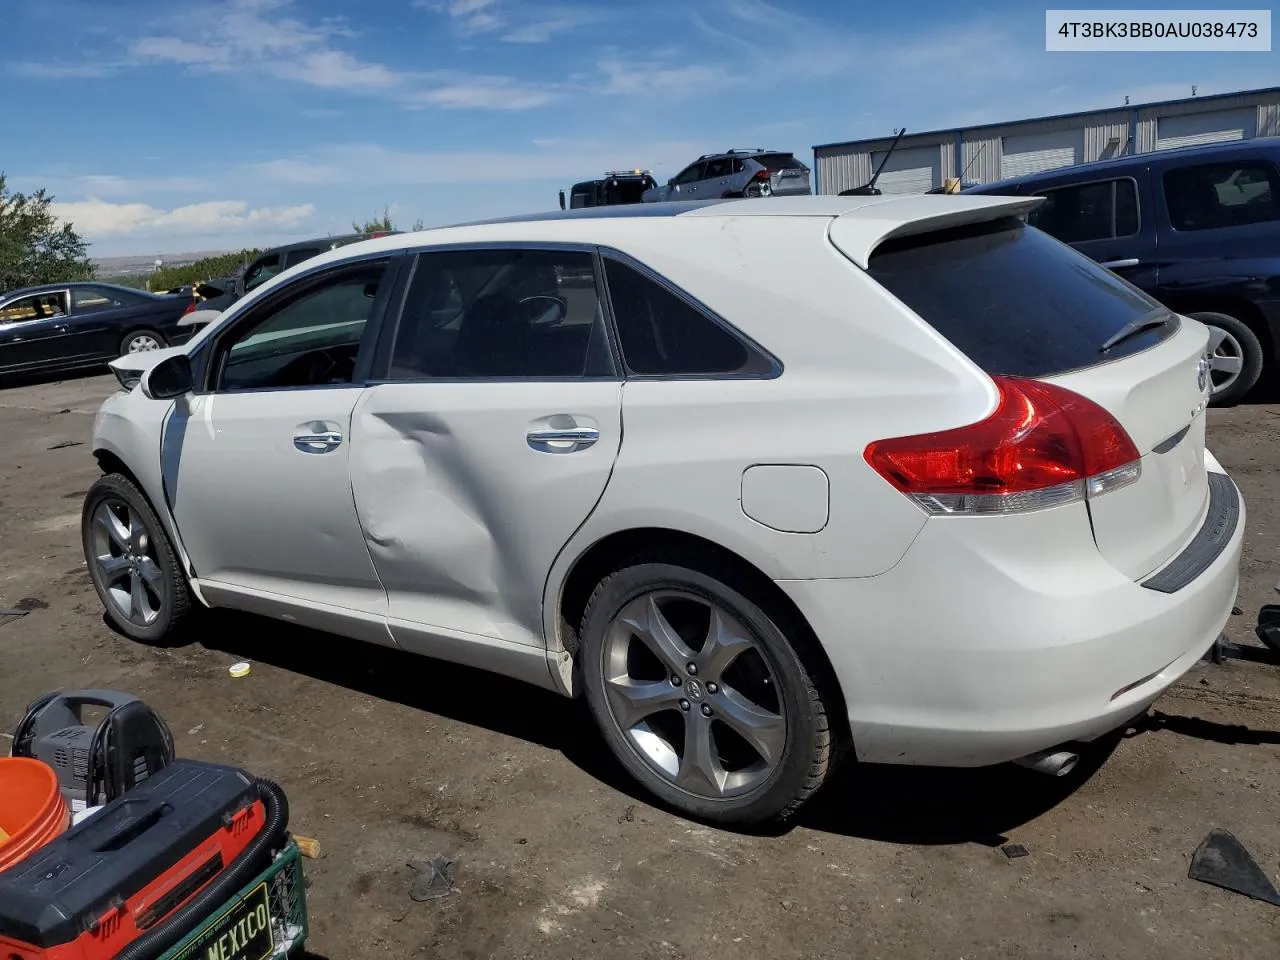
{"left": 815, "top": 88, "right": 1280, "bottom": 194}
{"left": 814, "top": 149, "right": 873, "bottom": 195}
{"left": 1083, "top": 111, "right": 1131, "bottom": 161}
{"left": 1261, "top": 99, "right": 1280, "bottom": 137}
{"left": 960, "top": 136, "right": 1000, "bottom": 183}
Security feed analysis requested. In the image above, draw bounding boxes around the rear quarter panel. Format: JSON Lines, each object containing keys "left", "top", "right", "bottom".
{"left": 544, "top": 215, "right": 995, "bottom": 647}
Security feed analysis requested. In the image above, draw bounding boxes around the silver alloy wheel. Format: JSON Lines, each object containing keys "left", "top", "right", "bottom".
{"left": 1206, "top": 325, "right": 1245, "bottom": 395}
{"left": 126, "top": 334, "right": 162, "bottom": 353}
{"left": 90, "top": 499, "right": 164, "bottom": 626}
{"left": 602, "top": 591, "right": 786, "bottom": 798}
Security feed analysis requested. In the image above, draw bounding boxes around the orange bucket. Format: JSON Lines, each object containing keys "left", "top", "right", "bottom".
{"left": 0, "top": 757, "right": 69, "bottom": 873}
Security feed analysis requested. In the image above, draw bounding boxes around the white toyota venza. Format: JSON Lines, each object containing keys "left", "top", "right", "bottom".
{"left": 83, "top": 195, "right": 1244, "bottom": 824}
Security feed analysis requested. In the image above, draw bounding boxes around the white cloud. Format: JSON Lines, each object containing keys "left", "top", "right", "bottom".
{"left": 595, "top": 55, "right": 738, "bottom": 98}
{"left": 404, "top": 73, "right": 559, "bottom": 110}
{"left": 250, "top": 140, "right": 707, "bottom": 186}
{"left": 418, "top": 0, "right": 600, "bottom": 43}
{"left": 123, "top": 0, "right": 557, "bottom": 110}
{"left": 416, "top": 0, "right": 504, "bottom": 35}
{"left": 74, "top": 175, "right": 213, "bottom": 197}
{"left": 501, "top": 18, "right": 576, "bottom": 43}
{"left": 11, "top": 62, "right": 124, "bottom": 78}
{"left": 51, "top": 198, "right": 315, "bottom": 238}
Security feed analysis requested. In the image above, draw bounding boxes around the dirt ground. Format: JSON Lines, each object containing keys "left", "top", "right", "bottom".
{"left": 2, "top": 372, "right": 1278, "bottom": 960}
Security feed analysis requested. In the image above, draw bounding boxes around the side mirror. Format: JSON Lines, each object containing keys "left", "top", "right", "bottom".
{"left": 558, "top": 190, "right": 566, "bottom": 210}
{"left": 141, "top": 354, "right": 193, "bottom": 400}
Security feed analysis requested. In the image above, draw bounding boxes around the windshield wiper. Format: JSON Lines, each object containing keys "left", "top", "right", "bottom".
{"left": 1100, "top": 313, "right": 1171, "bottom": 353}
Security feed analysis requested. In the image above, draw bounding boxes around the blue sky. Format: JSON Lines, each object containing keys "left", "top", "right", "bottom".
{"left": 2, "top": 0, "right": 1275, "bottom": 256}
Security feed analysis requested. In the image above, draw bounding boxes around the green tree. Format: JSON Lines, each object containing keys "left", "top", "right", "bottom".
{"left": 151, "top": 249, "right": 260, "bottom": 292}
{"left": 0, "top": 173, "right": 95, "bottom": 292}
{"left": 351, "top": 207, "right": 423, "bottom": 234}
{"left": 353, "top": 207, "right": 396, "bottom": 234}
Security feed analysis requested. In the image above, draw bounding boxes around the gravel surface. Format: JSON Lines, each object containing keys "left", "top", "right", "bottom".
{"left": 2, "top": 373, "right": 1278, "bottom": 960}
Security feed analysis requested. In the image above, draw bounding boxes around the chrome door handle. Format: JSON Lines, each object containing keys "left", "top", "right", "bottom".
{"left": 526, "top": 426, "right": 599, "bottom": 452}
{"left": 1100, "top": 258, "right": 1140, "bottom": 269}
{"left": 293, "top": 423, "right": 343, "bottom": 453}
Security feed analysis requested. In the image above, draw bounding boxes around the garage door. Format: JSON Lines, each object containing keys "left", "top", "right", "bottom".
{"left": 870, "top": 146, "right": 940, "bottom": 194}
{"left": 1154, "top": 108, "right": 1257, "bottom": 150}
{"left": 1001, "top": 130, "right": 1083, "bottom": 178}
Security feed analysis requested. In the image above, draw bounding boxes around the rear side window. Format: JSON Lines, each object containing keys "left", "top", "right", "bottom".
{"left": 1028, "top": 178, "right": 1139, "bottom": 243}
{"left": 1163, "top": 161, "right": 1279, "bottom": 231}
{"left": 603, "top": 258, "right": 775, "bottom": 376}
{"left": 866, "top": 217, "right": 1173, "bottom": 378}
{"left": 72, "top": 287, "right": 125, "bottom": 311}
{"left": 753, "top": 153, "right": 805, "bottom": 171}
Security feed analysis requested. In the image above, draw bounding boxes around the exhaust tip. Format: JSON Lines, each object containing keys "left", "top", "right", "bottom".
{"left": 1013, "top": 749, "right": 1080, "bottom": 777}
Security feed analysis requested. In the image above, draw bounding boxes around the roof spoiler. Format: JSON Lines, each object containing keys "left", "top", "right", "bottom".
{"left": 838, "top": 128, "right": 905, "bottom": 197}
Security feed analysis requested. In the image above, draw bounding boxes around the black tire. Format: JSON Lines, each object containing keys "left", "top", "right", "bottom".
{"left": 82, "top": 472, "right": 195, "bottom": 646}
{"left": 120, "top": 328, "right": 167, "bottom": 356}
{"left": 579, "top": 557, "right": 833, "bottom": 824}
{"left": 1188, "top": 311, "right": 1264, "bottom": 407}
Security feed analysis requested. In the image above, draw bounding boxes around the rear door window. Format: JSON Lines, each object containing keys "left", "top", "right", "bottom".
{"left": 388, "top": 249, "right": 615, "bottom": 380}
{"left": 1028, "top": 178, "right": 1140, "bottom": 243}
{"left": 1163, "top": 161, "right": 1280, "bottom": 231}
{"left": 865, "top": 217, "right": 1174, "bottom": 378}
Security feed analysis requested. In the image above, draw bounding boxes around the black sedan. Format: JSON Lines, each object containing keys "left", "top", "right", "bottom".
{"left": 0, "top": 282, "right": 197, "bottom": 380}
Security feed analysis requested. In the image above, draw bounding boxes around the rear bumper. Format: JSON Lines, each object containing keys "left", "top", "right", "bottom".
{"left": 778, "top": 468, "right": 1244, "bottom": 768}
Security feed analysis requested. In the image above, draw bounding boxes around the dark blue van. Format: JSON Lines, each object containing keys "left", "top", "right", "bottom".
{"left": 966, "top": 137, "right": 1280, "bottom": 405}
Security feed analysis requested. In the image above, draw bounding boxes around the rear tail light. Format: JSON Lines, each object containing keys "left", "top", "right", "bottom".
{"left": 864, "top": 376, "right": 1141, "bottom": 516}
{"left": 753, "top": 169, "right": 771, "bottom": 181}
{"left": 182, "top": 299, "right": 197, "bottom": 315}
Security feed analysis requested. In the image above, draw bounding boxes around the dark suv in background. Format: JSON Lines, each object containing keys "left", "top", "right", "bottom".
{"left": 195, "top": 231, "right": 399, "bottom": 314}
{"left": 559, "top": 170, "right": 658, "bottom": 210}
{"left": 967, "top": 137, "right": 1280, "bottom": 405}
{"left": 642, "top": 149, "right": 812, "bottom": 202}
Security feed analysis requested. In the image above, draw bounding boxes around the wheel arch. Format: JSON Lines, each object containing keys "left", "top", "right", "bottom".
{"left": 552, "top": 526, "right": 850, "bottom": 748}
{"left": 91, "top": 442, "right": 207, "bottom": 606}
{"left": 1167, "top": 296, "right": 1276, "bottom": 368}
{"left": 118, "top": 325, "right": 167, "bottom": 353}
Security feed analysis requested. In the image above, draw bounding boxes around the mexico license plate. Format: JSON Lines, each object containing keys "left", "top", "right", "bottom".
{"left": 174, "top": 881, "right": 274, "bottom": 960}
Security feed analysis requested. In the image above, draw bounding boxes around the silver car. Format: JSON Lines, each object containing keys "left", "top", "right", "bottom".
{"left": 642, "top": 150, "right": 812, "bottom": 202}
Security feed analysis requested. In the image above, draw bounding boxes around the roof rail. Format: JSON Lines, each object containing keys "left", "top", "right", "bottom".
{"left": 725, "top": 147, "right": 768, "bottom": 155}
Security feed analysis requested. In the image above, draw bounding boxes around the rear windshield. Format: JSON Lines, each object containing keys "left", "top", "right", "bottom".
{"left": 865, "top": 217, "right": 1174, "bottom": 377}
{"left": 605, "top": 179, "right": 651, "bottom": 203}
{"left": 754, "top": 153, "right": 806, "bottom": 171}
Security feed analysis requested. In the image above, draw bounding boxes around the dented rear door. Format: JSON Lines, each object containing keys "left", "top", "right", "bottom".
{"left": 348, "top": 246, "right": 623, "bottom": 651}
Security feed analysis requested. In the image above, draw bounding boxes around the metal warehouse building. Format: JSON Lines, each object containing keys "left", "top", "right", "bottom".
{"left": 813, "top": 85, "right": 1280, "bottom": 195}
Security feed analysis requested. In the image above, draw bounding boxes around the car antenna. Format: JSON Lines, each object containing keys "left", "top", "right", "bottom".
{"left": 956, "top": 142, "right": 984, "bottom": 184}
{"left": 839, "top": 127, "right": 905, "bottom": 196}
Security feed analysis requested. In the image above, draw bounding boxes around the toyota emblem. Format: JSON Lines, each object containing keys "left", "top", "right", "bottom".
{"left": 1196, "top": 355, "right": 1211, "bottom": 393}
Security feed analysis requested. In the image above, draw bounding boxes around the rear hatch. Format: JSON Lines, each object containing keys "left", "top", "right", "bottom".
{"left": 853, "top": 214, "right": 1213, "bottom": 581}
{"left": 754, "top": 153, "right": 811, "bottom": 196}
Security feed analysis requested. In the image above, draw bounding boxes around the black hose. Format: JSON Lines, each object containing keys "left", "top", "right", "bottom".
{"left": 115, "top": 777, "right": 291, "bottom": 960}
